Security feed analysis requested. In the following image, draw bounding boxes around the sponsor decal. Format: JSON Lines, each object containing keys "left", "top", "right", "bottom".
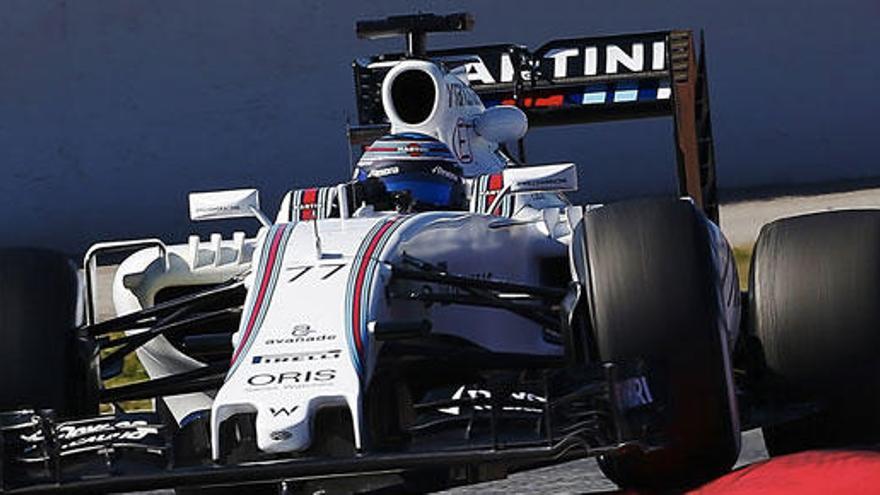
{"left": 189, "top": 189, "right": 260, "bottom": 221}
{"left": 505, "top": 163, "right": 576, "bottom": 194}
{"left": 519, "top": 177, "right": 567, "bottom": 188}
{"left": 21, "top": 420, "right": 159, "bottom": 451}
{"left": 269, "top": 406, "right": 299, "bottom": 417}
{"left": 452, "top": 118, "right": 473, "bottom": 164}
{"left": 462, "top": 38, "right": 667, "bottom": 86}
{"left": 368, "top": 166, "right": 400, "bottom": 178}
{"left": 291, "top": 324, "right": 313, "bottom": 336}
{"left": 194, "top": 204, "right": 246, "bottom": 215}
{"left": 431, "top": 165, "right": 463, "bottom": 183}
{"left": 446, "top": 81, "right": 480, "bottom": 108}
{"left": 252, "top": 349, "right": 341, "bottom": 364}
{"left": 265, "top": 334, "right": 337, "bottom": 345}
{"left": 264, "top": 325, "right": 337, "bottom": 345}
{"left": 270, "top": 430, "right": 292, "bottom": 441}
{"left": 362, "top": 136, "right": 455, "bottom": 161}
{"left": 403, "top": 143, "right": 424, "bottom": 156}
{"left": 439, "top": 386, "right": 546, "bottom": 415}
{"left": 616, "top": 376, "right": 654, "bottom": 409}
{"left": 290, "top": 187, "right": 336, "bottom": 222}
{"left": 246, "top": 369, "right": 337, "bottom": 389}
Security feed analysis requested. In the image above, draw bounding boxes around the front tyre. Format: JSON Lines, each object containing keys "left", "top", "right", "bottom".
{"left": 573, "top": 198, "right": 740, "bottom": 490}
{"left": 0, "top": 248, "right": 98, "bottom": 417}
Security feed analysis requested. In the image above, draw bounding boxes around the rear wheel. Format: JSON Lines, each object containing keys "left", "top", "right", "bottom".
{"left": 574, "top": 198, "right": 740, "bottom": 490}
{"left": 0, "top": 248, "right": 98, "bottom": 417}
{"left": 750, "top": 210, "right": 880, "bottom": 455}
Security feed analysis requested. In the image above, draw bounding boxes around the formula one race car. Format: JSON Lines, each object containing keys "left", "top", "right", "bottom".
{"left": 3, "top": 12, "right": 880, "bottom": 495}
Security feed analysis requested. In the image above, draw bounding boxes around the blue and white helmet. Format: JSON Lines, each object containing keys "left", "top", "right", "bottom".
{"left": 355, "top": 133, "right": 467, "bottom": 210}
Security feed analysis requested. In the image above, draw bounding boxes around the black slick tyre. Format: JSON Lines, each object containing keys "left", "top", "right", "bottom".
{"left": 750, "top": 210, "right": 880, "bottom": 455}
{"left": 0, "top": 248, "right": 98, "bottom": 418}
{"left": 574, "top": 198, "right": 740, "bottom": 490}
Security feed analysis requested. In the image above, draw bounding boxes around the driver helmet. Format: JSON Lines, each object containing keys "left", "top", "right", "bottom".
{"left": 355, "top": 133, "right": 467, "bottom": 211}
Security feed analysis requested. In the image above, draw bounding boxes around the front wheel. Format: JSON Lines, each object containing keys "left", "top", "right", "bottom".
{"left": 0, "top": 248, "right": 98, "bottom": 417}
{"left": 572, "top": 198, "right": 740, "bottom": 490}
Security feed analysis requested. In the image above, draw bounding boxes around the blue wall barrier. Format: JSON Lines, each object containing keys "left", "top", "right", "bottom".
{"left": 1, "top": 0, "right": 877, "bottom": 252}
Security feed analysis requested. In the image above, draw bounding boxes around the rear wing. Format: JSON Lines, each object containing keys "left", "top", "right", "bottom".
{"left": 350, "top": 19, "right": 718, "bottom": 221}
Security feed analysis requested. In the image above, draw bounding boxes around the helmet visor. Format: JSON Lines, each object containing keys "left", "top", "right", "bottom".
{"left": 381, "top": 172, "right": 462, "bottom": 209}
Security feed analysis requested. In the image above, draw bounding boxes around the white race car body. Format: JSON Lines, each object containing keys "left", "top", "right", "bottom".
{"left": 111, "top": 195, "right": 576, "bottom": 451}
{"left": 104, "top": 54, "right": 739, "bottom": 463}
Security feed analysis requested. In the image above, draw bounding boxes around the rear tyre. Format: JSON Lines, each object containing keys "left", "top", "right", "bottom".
{"left": 750, "top": 210, "right": 880, "bottom": 456}
{"left": 575, "top": 198, "right": 740, "bottom": 490}
{"left": 0, "top": 248, "right": 98, "bottom": 417}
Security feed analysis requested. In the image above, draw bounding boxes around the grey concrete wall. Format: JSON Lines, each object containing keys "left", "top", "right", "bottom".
{"left": 1, "top": 0, "right": 878, "bottom": 253}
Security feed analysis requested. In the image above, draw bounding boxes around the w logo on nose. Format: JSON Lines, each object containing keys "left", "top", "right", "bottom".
{"left": 269, "top": 406, "right": 299, "bottom": 417}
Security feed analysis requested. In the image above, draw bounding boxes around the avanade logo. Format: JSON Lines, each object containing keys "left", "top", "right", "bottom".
{"left": 265, "top": 324, "right": 337, "bottom": 345}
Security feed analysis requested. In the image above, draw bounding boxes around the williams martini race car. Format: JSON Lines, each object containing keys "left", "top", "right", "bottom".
{"left": 3, "top": 12, "right": 880, "bottom": 495}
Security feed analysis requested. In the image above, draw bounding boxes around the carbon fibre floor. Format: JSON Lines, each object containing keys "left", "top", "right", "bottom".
{"left": 435, "top": 429, "right": 768, "bottom": 494}
{"left": 124, "top": 429, "right": 767, "bottom": 494}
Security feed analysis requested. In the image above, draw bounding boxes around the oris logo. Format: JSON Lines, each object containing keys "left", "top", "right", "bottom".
{"left": 247, "top": 369, "right": 337, "bottom": 387}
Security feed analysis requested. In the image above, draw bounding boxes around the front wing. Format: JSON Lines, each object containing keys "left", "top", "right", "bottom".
{"left": 0, "top": 362, "right": 659, "bottom": 494}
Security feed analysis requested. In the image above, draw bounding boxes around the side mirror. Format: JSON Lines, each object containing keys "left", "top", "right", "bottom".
{"left": 483, "top": 163, "right": 577, "bottom": 216}
{"left": 503, "top": 162, "right": 578, "bottom": 194}
{"left": 188, "top": 188, "right": 271, "bottom": 226}
{"left": 473, "top": 105, "right": 528, "bottom": 143}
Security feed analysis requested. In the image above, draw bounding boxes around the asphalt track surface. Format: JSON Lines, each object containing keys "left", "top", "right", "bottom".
{"left": 720, "top": 186, "right": 880, "bottom": 246}
{"left": 120, "top": 189, "right": 879, "bottom": 494}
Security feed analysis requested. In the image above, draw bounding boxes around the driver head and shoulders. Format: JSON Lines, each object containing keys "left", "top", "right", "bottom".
{"left": 353, "top": 133, "right": 468, "bottom": 212}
